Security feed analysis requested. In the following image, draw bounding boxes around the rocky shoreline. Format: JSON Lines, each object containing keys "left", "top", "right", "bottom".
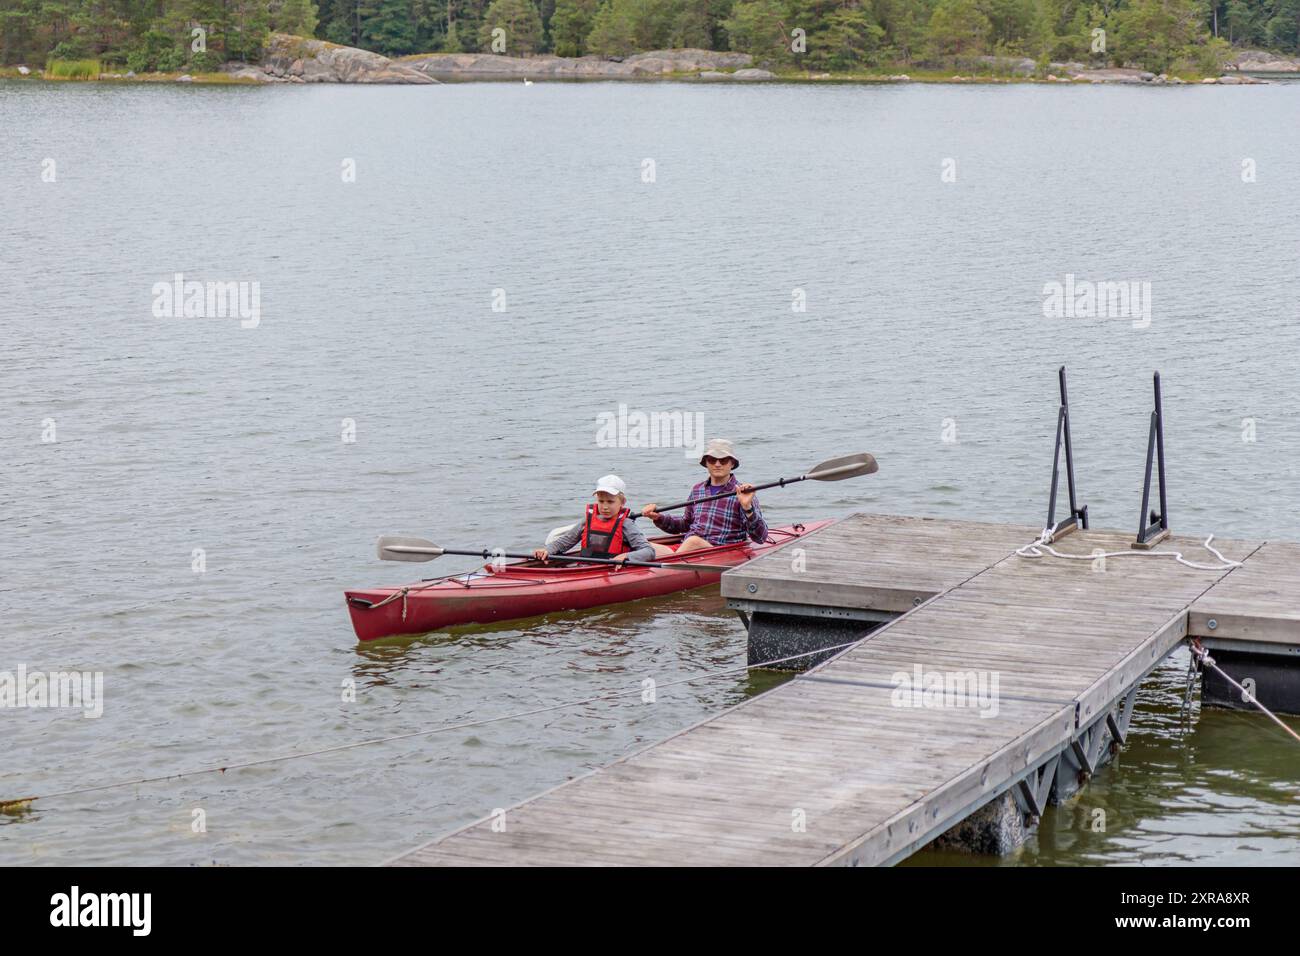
{"left": 1230, "top": 49, "right": 1300, "bottom": 72}
{"left": 8, "top": 34, "right": 1300, "bottom": 86}
{"left": 227, "top": 34, "right": 437, "bottom": 83}
{"left": 403, "top": 48, "right": 757, "bottom": 80}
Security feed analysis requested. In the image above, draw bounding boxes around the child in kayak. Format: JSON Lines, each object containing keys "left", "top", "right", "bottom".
{"left": 642, "top": 438, "right": 766, "bottom": 556}
{"left": 533, "top": 475, "right": 657, "bottom": 564}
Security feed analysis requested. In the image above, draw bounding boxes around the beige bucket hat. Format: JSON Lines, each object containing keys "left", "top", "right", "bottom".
{"left": 699, "top": 438, "right": 739, "bottom": 469}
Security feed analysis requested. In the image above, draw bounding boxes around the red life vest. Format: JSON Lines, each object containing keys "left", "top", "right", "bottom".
{"left": 580, "top": 505, "right": 630, "bottom": 559}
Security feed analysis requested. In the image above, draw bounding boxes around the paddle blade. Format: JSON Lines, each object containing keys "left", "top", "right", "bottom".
{"left": 377, "top": 535, "right": 445, "bottom": 562}
{"left": 806, "top": 452, "right": 878, "bottom": 481}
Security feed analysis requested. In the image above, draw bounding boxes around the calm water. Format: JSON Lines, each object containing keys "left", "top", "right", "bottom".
{"left": 2, "top": 79, "right": 1298, "bottom": 866}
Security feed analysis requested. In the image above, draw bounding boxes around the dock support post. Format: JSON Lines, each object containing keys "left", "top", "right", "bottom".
{"left": 1014, "top": 754, "right": 1061, "bottom": 822}
{"left": 1051, "top": 689, "right": 1134, "bottom": 804}
{"left": 930, "top": 683, "right": 1142, "bottom": 858}
{"left": 1133, "top": 371, "right": 1171, "bottom": 549}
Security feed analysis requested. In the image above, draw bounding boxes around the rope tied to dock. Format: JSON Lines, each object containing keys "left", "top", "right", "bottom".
{"left": 1188, "top": 639, "right": 1300, "bottom": 746}
{"left": 1016, "top": 531, "right": 1243, "bottom": 572}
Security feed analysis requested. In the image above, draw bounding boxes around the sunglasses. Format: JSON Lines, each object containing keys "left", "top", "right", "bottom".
{"left": 703, "top": 456, "right": 733, "bottom": 466}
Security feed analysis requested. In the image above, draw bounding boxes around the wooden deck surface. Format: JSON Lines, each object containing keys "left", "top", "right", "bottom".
{"left": 390, "top": 513, "right": 1279, "bottom": 867}
{"left": 721, "top": 513, "right": 1041, "bottom": 614}
{"left": 1191, "top": 541, "right": 1300, "bottom": 644}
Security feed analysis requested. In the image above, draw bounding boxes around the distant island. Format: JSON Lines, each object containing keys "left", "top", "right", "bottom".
{"left": 4, "top": 0, "right": 1300, "bottom": 84}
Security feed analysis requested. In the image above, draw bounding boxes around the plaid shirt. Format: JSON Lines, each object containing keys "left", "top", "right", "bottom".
{"left": 652, "top": 476, "right": 768, "bottom": 545}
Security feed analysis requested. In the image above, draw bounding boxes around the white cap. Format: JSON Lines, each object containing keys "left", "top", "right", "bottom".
{"left": 594, "top": 474, "right": 627, "bottom": 497}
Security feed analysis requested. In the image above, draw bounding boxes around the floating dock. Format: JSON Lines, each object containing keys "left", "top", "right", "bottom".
{"left": 389, "top": 513, "right": 1297, "bottom": 867}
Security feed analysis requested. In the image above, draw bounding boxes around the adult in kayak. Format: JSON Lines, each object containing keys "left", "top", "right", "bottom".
{"left": 642, "top": 439, "right": 766, "bottom": 556}
{"left": 533, "top": 474, "right": 657, "bottom": 564}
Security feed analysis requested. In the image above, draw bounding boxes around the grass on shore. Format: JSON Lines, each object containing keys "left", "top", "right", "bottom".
{"left": 8, "top": 65, "right": 263, "bottom": 83}
{"left": 45, "top": 58, "right": 100, "bottom": 80}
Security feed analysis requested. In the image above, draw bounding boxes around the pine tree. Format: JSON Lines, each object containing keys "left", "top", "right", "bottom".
{"left": 361, "top": 0, "right": 420, "bottom": 53}
{"left": 928, "top": 0, "right": 991, "bottom": 54}
{"left": 721, "top": 0, "right": 792, "bottom": 62}
{"left": 275, "top": 0, "right": 320, "bottom": 35}
{"left": 551, "top": 0, "right": 598, "bottom": 53}
{"left": 479, "top": 0, "right": 544, "bottom": 51}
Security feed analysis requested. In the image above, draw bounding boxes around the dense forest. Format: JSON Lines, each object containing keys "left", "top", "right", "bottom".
{"left": 3, "top": 0, "right": 1299, "bottom": 74}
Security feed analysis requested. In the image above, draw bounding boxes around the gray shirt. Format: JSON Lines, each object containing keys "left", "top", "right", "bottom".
{"left": 546, "top": 514, "right": 656, "bottom": 563}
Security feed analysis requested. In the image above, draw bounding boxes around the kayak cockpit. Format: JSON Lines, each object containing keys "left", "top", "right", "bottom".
{"left": 482, "top": 533, "right": 757, "bottom": 577}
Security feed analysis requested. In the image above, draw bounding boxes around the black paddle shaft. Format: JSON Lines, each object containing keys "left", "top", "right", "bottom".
{"left": 439, "top": 549, "right": 729, "bottom": 573}
{"left": 638, "top": 475, "right": 806, "bottom": 517}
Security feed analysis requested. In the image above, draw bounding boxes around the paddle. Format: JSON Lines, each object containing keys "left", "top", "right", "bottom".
{"left": 643, "top": 452, "right": 878, "bottom": 516}
{"left": 546, "top": 451, "right": 879, "bottom": 540}
{"left": 376, "top": 535, "right": 732, "bottom": 572}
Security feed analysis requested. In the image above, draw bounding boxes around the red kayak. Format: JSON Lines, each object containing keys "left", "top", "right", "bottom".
{"left": 345, "top": 521, "right": 828, "bottom": 641}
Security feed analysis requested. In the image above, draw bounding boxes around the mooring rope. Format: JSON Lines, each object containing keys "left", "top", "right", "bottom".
{"left": 0, "top": 640, "right": 861, "bottom": 813}
{"left": 1016, "top": 531, "right": 1243, "bottom": 572}
{"left": 1189, "top": 639, "right": 1300, "bottom": 746}
{"left": 367, "top": 587, "right": 408, "bottom": 620}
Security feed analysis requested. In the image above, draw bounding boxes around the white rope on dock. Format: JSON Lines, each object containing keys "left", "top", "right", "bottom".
{"left": 1, "top": 641, "right": 862, "bottom": 813}
{"left": 1016, "top": 530, "right": 1243, "bottom": 572}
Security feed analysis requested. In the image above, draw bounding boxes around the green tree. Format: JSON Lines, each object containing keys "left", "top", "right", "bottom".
{"left": 1028, "top": 0, "right": 1056, "bottom": 58}
{"left": 551, "top": 0, "right": 597, "bottom": 52}
{"left": 1113, "top": 0, "right": 1213, "bottom": 71}
{"left": 274, "top": 0, "right": 320, "bottom": 35}
{"left": 670, "top": 0, "right": 715, "bottom": 45}
{"left": 928, "top": 0, "right": 991, "bottom": 54}
{"left": 722, "top": 0, "right": 793, "bottom": 62}
{"left": 226, "top": 0, "right": 273, "bottom": 60}
{"left": 318, "top": 0, "right": 359, "bottom": 44}
{"left": 817, "top": 4, "right": 884, "bottom": 66}
{"left": 443, "top": 18, "right": 466, "bottom": 47}
{"left": 1265, "top": 0, "right": 1300, "bottom": 49}
{"left": 1222, "top": 0, "right": 1255, "bottom": 42}
{"left": 587, "top": 0, "right": 636, "bottom": 52}
{"left": 360, "top": 0, "right": 420, "bottom": 53}
{"left": 479, "top": 0, "right": 544, "bottom": 51}
{"left": 784, "top": 0, "right": 883, "bottom": 68}
{"left": 979, "top": 0, "right": 1033, "bottom": 47}
{"left": 871, "top": 0, "right": 932, "bottom": 62}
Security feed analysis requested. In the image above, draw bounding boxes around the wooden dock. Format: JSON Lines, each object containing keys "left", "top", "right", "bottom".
{"left": 389, "top": 513, "right": 1295, "bottom": 867}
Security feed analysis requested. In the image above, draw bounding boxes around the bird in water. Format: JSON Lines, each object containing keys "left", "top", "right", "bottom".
{"left": 523, "top": 78, "right": 533, "bottom": 86}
